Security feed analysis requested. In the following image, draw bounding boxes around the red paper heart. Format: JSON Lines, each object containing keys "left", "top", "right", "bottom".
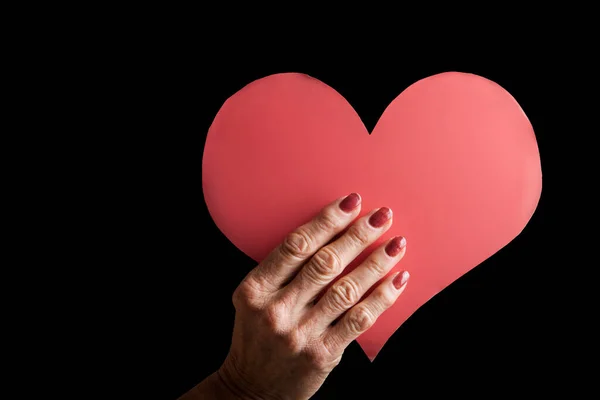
{"left": 202, "top": 72, "right": 541, "bottom": 360}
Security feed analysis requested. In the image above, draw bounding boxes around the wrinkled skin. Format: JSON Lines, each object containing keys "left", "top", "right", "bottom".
{"left": 180, "top": 193, "right": 410, "bottom": 400}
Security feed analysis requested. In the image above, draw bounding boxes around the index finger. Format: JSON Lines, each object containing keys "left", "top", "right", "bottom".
{"left": 251, "top": 193, "right": 362, "bottom": 290}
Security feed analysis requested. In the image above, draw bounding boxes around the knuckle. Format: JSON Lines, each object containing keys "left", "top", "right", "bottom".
{"left": 232, "top": 280, "right": 262, "bottom": 311}
{"left": 263, "top": 302, "right": 286, "bottom": 330}
{"left": 365, "top": 258, "right": 388, "bottom": 275}
{"left": 329, "top": 278, "right": 360, "bottom": 311}
{"left": 306, "top": 346, "right": 342, "bottom": 371}
{"left": 375, "top": 288, "right": 397, "bottom": 310}
{"left": 281, "top": 230, "right": 313, "bottom": 259}
{"left": 231, "top": 289, "right": 244, "bottom": 310}
{"left": 321, "top": 334, "right": 341, "bottom": 358}
{"left": 347, "top": 225, "right": 371, "bottom": 247}
{"left": 310, "top": 247, "right": 342, "bottom": 279}
{"left": 282, "top": 330, "right": 304, "bottom": 354}
{"left": 231, "top": 287, "right": 244, "bottom": 308}
{"left": 347, "top": 305, "right": 376, "bottom": 334}
{"left": 316, "top": 210, "right": 339, "bottom": 231}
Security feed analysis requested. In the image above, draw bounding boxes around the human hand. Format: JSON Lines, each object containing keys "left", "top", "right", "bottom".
{"left": 185, "top": 193, "right": 409, "bottom": 400}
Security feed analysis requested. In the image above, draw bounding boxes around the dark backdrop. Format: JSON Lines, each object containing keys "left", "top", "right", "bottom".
{"left": 129, "top": 47, "right": 557, "bottom": 399}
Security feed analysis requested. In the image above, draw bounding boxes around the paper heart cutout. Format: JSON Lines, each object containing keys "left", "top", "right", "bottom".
{"left": 202, "top": 72, "right": 542, "bottom": 360}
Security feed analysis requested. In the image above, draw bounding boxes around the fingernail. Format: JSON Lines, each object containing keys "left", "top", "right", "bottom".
{"left": 339, "top": 193, "right": 361, "bottom": 213}
{"left": 393, "top": 271, "right": 410, "bottom": 289}
{"left": 385, "top": 236, "right": 406, "bottom": 257}
{"left": 368, "top": 207, "right": 392, "bottom": 228}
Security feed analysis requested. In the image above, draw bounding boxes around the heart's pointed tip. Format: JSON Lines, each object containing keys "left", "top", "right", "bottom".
{"left": 365, "top": 350, "right": 379, "bottom": 363}
{"left": 358, "top": 339, "right": 380, "bottom": 362}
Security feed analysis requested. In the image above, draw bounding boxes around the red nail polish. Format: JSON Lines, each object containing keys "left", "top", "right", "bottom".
{"left": 385, "top": 236, "right": 406, "bottom": 257}
{"left": 368, "top": 207, "right": 392, "bottom": 228}
{"left": 393, "top": 271, "right": 410, "bottom": 289}
{"left": 339, "top": 193, "right": 361, "bottom": 213}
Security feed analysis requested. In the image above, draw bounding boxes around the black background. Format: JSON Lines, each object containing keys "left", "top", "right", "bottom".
{"left": 127, "top": 45, "right": 559, "bottom": 399}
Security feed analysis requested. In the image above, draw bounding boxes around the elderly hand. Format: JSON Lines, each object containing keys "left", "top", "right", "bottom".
{"left": 181, "top": 193, "right": 410, "bottom": 400}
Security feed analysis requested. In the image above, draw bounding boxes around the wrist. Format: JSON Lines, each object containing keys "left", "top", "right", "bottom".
{"left": 217, "top": 357, "right": 279, "bottom": 400}
{"left": 216, "top": 361, "right": 257, "bottom": 400}
{"left": 182, "top": 371, "right": 244, "bottom": 400}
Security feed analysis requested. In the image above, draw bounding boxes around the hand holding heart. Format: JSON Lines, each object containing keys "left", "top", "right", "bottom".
{"left": 185, "top": 72, "right": 541, "bottom": 399}
{"left": 181, "top": 194, "right": 411, "bottom": 400}
{"left": 202, "top": 72, "right": 541, "bottom": 360}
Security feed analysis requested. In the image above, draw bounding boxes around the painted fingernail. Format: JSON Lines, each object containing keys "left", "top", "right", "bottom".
{"left": 385, "top": 236, "right": 407, "bottom": 257}
{"left": 368, "top": 207, "right": 392, "bottom": 228}
{"left": 339, "top": 193, "right": 361, "bottom": 213}
{"left": 393, "top": 271, "right": 410, "bottom": 290}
